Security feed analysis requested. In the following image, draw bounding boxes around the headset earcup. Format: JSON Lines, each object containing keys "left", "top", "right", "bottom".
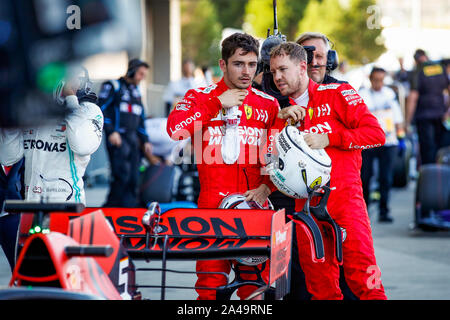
{"left": 326, "top": 50, "right": 339, "bottom": 71}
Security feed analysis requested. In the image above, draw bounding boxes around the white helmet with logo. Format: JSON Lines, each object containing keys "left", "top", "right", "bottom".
{"left": 266, "top": 125, "right": 332, "bottom": 199}
{"left": 219, "top": 194, "right": 272, "bottom": 266}
{"left": 218, "top": 193, "right": 273, "bottom": 210}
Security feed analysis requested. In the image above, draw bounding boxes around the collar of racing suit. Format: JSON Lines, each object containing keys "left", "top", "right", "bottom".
{"left": 288, "top": 78, "right": 320, "bottom": 104}
{"left": 214, "top": 77, "right": 253, "bottom": 97}
{"left": 289, "top": 79, "right": 319, "bottom": 113}
{"left": 288, "top": 79, "right": 319, "bottom": 127}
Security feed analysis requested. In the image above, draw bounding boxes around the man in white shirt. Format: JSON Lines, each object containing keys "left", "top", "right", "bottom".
{"left": 359, "top": 67, "right": 404, "bottom": 222}
{"left": 163, "top": 59, "right": 203, "bottom": 116}
{"left": 144, "top": 117, "right": 187, "bottom": 165}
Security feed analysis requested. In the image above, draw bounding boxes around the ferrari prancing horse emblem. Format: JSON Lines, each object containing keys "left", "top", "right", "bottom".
{"left": 244, "top": 105, "right": 252, "bottom": 120}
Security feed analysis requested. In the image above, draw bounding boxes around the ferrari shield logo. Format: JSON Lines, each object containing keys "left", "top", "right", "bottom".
{"left": 244, "top": 105, "right": 252, "bottom": 120}
{"left": 308, "top": 108, "right": 314, "bottom": 120}
{"left": 309, "top": 176, "right": 322, "bottom": 189}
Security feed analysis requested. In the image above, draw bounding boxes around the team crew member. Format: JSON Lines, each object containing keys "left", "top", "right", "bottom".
{"left": 0, "top": 68, "right": 103, "bottom": 205}
{"left": 163, "top": 59, "right": 204, "bottom": 116}
{"left": 166, "top": 33, "right": 282, "bottom": 300}
{"left": 284, "top": 31, "right": 349, "bottom": 300}
{"left": 405, "top": 49, "right": 450, "bottom": 165}
{"left": 99, "top": 59, "right": 153, "bottom": 207}
{"left": 296, "top": 32, "right": 345, "bottom": 85}
{"left": 359, "top": 67, "right": 405, "bottom": 223}
{"left": 270, "top": 42, "right": 387, "bottom": 300}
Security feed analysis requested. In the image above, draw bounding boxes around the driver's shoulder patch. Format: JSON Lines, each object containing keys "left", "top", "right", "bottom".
{"left": 317, "top": 84, "right": 340, "bottom": 91}
{"left": 194, "top": 84, "right": 217, "bottom": 94}
{"left": 251, "top": 88, "right": 275, "bottom": 101}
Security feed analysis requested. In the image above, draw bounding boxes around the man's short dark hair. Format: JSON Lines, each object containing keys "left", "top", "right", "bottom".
{"left": 128, "top": 58, "right": 149, "bottom": 71}
{"left": 182, "top": 58, "right": 194, "bottom": 66}
{"left": 221, "top": 33, "right": 259, "bottom": 63}
{"left": 269, "top": 42, "right": 307, "bottom": 63}
{"left": 413, "top": 49, "right": 427, "bottom": 61}
{"left": 127, "top": 58, "right": 149, "bottom": 78}
{"left": 370, "top": 66, "right": 386, "bottom": 77}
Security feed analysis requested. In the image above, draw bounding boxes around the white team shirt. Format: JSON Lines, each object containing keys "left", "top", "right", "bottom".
{"left": 359, "top": 86, "right": 403, "bottom": 146}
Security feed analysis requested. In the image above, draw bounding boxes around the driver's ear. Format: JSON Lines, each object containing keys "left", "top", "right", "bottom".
{"left": 299, "top": 60, "right": 307, "bottom": 75}
{"left": 219, "top": 59, "right": 227, "bottom": 74}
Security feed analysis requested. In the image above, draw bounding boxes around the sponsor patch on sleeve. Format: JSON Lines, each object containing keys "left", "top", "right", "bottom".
{"left": 347, "top": 97, "right": 364, "bottom": 106}
{"left": 340, "top": 89, "right": 357, "bottom": 97}
{"left": 174, "top": 94, "right": 196, "bottom": 112}
{"left": 317, "top": 84, "right": 340, "bottom": 91}
{"left": 343, "top": 92, "right": 363, "bottom": 106}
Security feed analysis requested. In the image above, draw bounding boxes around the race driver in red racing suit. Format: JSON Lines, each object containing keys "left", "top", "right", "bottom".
{"left": 166, "top": 33, "right": 283, "bottom": 300}
{"left": 271, "top": 42, "right": 387, "bottom": 299}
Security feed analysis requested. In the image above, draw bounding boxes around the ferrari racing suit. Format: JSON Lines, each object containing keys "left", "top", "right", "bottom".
{"left": 0, "top": 95, "right": 103, "bottom": 205}
{"left": 166, "top": 79, "right": 282, "bottom": 300}
{"left": 294, "top": 80, "right": 387, "bottom": 300}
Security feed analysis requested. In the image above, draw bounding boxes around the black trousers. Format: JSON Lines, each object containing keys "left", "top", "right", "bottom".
{"left": 0, "top": 213, "right": 20, "bottom": 271}
{"left": 269, "top": 191, "right": 358, "bottom": 300}
{"left": 269, "top": 191, "right": 310, "bottom": 300}
{"left": 105, "top": 137, "right": 141, "bottom": 208}
{"left": 416, "top": 118, "right": 449, "bottom": 165}
{"left": 361, "top": 145, "right": 397, "bottom": 217}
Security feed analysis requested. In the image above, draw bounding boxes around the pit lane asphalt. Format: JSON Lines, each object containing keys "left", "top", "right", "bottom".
{"left": 1, "top": 183, "right": 450, "bottom": 300}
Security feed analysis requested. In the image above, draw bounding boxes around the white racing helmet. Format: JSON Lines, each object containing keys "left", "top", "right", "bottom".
{"left": 219, "top": 194, "right": 272, "bottom": 266}
{"left": 218, "top": 193, "right": 274, "bottom": 210}
{"left": 266, "top": 125, "right": 332, "bottom": 199}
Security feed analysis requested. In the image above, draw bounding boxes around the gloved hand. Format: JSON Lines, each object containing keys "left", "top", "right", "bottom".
{"left": 77, "top": 90, "right": 98, "bottom": 104}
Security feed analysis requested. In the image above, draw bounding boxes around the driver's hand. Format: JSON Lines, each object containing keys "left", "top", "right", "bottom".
{"left": 244, "top": 184, "right": 271, "bottom": 206}
{"left": 303, "top": 133, "right": 329, "bottom": 149}
{"left": 108, "top": 131, "right": 122, "bottom": 147}
{"left": 62, "top": 84, "right": 76, "bottom": 97}
{"left": 62, "top": 77, "right": 81, "bottom": 97}
{"left": 143, "top": 142, "right": 153, "bottom": 156}
{"left": 278, "top": 105, "right": 306, "bottom": 124}
{"left": 218, "top": 89, "right": 248, "bottom": 108}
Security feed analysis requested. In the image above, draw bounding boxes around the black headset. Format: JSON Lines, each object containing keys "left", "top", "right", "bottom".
{"left": 325, "top": 38, "right": 339, "bottom": 71}
{"left": 303, "top": 36, "right": 339, "bottom": 72}
{"left": 126, "top": 58, "right": 149, "bottom": 78}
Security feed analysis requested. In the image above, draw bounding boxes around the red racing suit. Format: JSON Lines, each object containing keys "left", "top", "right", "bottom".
{"left": 166, "top": 78, "right": 282, "bottom": 300}
{"left": 294, "top": 79, "right": 387, "bottom": 300}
